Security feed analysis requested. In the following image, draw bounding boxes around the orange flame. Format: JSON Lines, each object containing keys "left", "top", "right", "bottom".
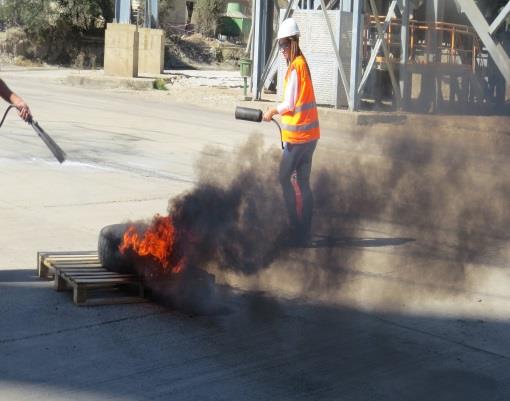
{"left": 119, "top": 215, "right": 184, "bottom": 272}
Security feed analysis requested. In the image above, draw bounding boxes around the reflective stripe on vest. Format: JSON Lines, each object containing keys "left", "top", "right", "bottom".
{"left": 281, "top": 120, "right": 320, "bottom": 132}
{"left": 294, "top": 101, "right": 317, "bottom": 114}
{"left": 281, "top": 56, "right": 320, "bottom": 144}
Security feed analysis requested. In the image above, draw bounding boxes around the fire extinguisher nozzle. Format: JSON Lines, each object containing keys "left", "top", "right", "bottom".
{"left": 234, "top": 106, "right": 263, "bottom": 123}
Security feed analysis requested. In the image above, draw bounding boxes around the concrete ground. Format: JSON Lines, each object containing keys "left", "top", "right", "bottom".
{"left": 1, "top": 67, "right": 510, "bottom": 401}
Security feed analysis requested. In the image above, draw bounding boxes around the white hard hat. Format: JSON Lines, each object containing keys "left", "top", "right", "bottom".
{"left": 277, "top": 18, "right": 300, "bottom": 40}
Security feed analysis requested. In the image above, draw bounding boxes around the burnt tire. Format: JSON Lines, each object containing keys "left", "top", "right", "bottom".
{"left": 98, "top": 223, "right": 140, "bottom": 274}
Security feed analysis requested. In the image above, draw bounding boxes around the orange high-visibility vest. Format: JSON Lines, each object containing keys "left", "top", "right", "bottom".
{"left": 281, "top": 55, "right": 320, "bottom": 144}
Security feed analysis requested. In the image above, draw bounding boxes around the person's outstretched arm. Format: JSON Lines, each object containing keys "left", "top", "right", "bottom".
{"left": 0, "top": 79, "right": 32, "bottom": 121}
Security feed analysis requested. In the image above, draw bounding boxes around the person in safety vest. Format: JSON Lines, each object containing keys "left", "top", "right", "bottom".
{"left": 263, "top": 17, "right": 320, "bottom": 246}
{"left": 0, "top": 79, "right": 31, "bottom": 121}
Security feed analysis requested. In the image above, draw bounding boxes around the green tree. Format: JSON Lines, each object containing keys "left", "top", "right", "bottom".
{"left": 0, "top": 0, "right": 55, "bottom": 33}
{"left": 54, "top": 0, "right": 113, "bottom": 30}
{"left": 194, "top": 0, "right": 227, "bottom": 37}
{"left": 0, "top": 0, "right": 114, "bottom": 64}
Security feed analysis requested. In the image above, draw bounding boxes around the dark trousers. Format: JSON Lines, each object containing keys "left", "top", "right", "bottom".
{"left": 279, "top": 140, "right": 318, "bottom": 241}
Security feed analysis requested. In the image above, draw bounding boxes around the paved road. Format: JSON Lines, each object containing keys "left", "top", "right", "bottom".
{"left": 1, "top": 68, "right": 510, "bottom": 401}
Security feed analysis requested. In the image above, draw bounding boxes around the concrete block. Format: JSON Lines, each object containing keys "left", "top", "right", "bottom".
{"left": 138, "top": 28, "right": 165, "bottom": 75}
{"left": 104, "top": 23, "right": 139, "bottom": 78}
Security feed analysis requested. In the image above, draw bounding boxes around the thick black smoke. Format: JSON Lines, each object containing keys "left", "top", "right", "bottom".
{"left": 168, "top": 135, "right": 287, "bottom": 275}
{"left": 111, "top": 124, "right": 510, "bottom": 311}
{"left": 168, "top": 125, "right": 510, "bottom": 295}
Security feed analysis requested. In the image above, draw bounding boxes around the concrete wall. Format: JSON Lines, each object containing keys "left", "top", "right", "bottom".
{"left": 138, "top": 28, "right": 165, "bottom": 75}
{"left": 104, "top": 23, "right": 139, "bottom": 77}
{"left": 105, "top": 24, "right": 165, "bottom": 77}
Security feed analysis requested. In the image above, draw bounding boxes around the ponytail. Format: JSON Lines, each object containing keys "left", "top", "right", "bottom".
{"left": 288, "top": 36, "right": 312, "bottom": 79}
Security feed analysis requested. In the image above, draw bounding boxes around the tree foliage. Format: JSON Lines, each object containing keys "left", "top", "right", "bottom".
{"left": 0, "top": 0, "right": 53, "bottom": 33}
{"left": 0, "top": 0, "right": 113, "bottom": 31}
{"left": 194, "top": 0, "right": 227, "bottom": 37}
{"left": 0, "top": 0, "right": 114, "bottom": 64}
{"left": 55, "top": 0, "right": 114, "bottom": 29}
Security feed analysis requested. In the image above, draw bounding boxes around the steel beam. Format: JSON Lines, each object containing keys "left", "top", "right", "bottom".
{"left": 368, "top": 0, "right": 401, "bottom": 105}
{"left": 349, "top": 0, "right": 362, "bottom": 110}
{"left": 489, "top": 1, "right": 510, "bottom": 35}
{"left": 150, "top": 0, "right": 159, "bottom": 27}
{"left": 357, "top": 0, "right": 397, "bottom": 95}
{"left": 321, "top": 0, "right": 344, "bottom": 10}
{"left": 115, "top": 0, "right": 120, "bottom": 22}
{"left": 425, "top": 0, "right": 444, "bottom": 63}
{"left": 252, "top": 0, "right": 265, "bottom": 99}
{"left": 252, "top": 0, "right": 271, "bottom": 99}
{"left": 340, "top": 0, "right": 352, "bottom": 11}
{"left": 457, "top": 0, "right": 510, "bottom": 83}
{"left": 144, "top": 0, "right": 151, "bottom": 27}
{"left": 400, "top": 0, "right": 410, "bottom": 103}
{"left": 319, "top": 0, "right": 351, "bottom": 106}
{"left": 115, "top": 0, "right": 131, "bottom": 23}
{"left": 324, "top": 0, "right": 341, "bottom": 10}
{"left": 257, "top": 46, "right": 278, "bottom": 99}
{"left": 283, "top": 0, "right": 298, "bottom": 20}
{"left": 257, "top": 0, "right": 296, "bottom": 99}
{"left": 140, "top": 0, "right": 159, "bottom": 28}
{"left": 433, "top": 0, "right": 445, "bottom": 21}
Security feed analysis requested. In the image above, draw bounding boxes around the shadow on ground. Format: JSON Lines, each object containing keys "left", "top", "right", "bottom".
{"left": 0, "top": 268, "right": 509, "bottom": 401}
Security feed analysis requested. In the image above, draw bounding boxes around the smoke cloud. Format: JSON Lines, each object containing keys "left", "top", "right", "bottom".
{"left": 110, "top": 124, "right": 510, "bottom": 312}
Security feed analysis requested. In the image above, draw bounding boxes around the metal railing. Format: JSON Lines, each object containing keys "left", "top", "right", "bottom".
{"left": 364, "top": 17, "right": 486, "bottom": 74}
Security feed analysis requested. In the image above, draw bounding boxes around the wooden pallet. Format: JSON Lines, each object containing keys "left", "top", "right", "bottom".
{"left": 38, "top": 251, "right": 147, "bottom": 306}
{"left": 37, "top": 250, "right": 101, "bottom": 279}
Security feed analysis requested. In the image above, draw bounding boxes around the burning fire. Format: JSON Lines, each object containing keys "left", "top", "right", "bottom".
{"left": 119, "top": 215, "right": 185, "bottom": 273}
